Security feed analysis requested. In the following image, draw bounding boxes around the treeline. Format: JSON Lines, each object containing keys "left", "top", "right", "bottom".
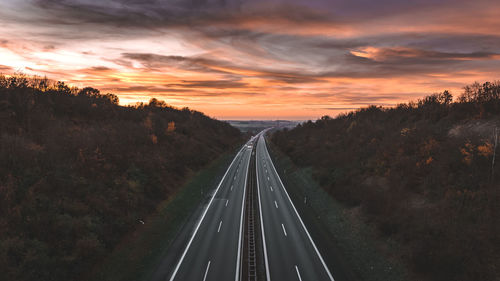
{"left": 272, "top": 82, "right": 500, "bottom": 281}
{"left": 0, "top": 74, "right": 242, "bottom": 281}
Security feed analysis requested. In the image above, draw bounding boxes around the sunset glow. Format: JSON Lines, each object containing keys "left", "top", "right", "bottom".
{"left": 1, "top": 0, "right": 499, "bottom": 120}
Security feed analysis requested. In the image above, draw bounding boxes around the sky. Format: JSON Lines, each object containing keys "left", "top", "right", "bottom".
{"left": 1, "top": 0, "right": 499, "bottom": 120}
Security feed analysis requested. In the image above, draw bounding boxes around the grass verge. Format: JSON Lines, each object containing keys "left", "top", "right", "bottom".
{"left": 266, "top": 138, "right": 412, "bottom": 281}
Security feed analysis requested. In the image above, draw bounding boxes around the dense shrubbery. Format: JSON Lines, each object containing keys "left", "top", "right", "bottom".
{"left": 0, "top": 74, "right": 242, "bottom": 281}
{"left": 272, "top": 81, "right": 500, "bottom": 281}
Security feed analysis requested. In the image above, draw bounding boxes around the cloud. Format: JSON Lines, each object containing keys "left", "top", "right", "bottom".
{"left": 102, "top": 85, "right": 192, "bottom": 93}
{"left": 121, "top": 52, "right": 324, "bottom": 84}
{"left": 0, "top": 65, "right": 13, "bottom": 72}
{"left": 75, "top": 66, "right": 115, "bottom": 74}
{"left": 121, "top": 53, "right": 230, "bottom": 74}
{"left": 0, "top": 39, "right": 8, "bottom": 47}
{"left": 350, "top": 47, "right": 500, "bottom": 62}
{"left": 166, "top": 80, "right": 248, "bottom": 89}
{"left": 87, "top": 66, "right": 113, "bottom": 72}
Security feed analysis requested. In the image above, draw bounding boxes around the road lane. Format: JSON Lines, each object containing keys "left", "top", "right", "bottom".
{"left": 167, "top": 138, "right": 255, "bottom": 281}
{"left": 256, "top": 134, "right": 335, "bottom": 281}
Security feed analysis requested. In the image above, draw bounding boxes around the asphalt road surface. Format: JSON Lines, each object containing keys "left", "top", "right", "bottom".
{"left": 256, "top": 134, "right": 335, "bottom": 281}
{"left": 167, "top": 137, "right": 256, "bottom": 281}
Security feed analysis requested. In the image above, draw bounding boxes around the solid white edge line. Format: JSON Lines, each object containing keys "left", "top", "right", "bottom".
{"left": 262, "top": 136, "right": 335, "bottom": 281}
{"left": 257, "top": 137, "right": 272, "bottom": 281}
{"left": 168, "top": 145, "right": 245, "bottom": 281}
{"left": 295, "top": 265, "right": 303, "bottom": 281}
{"left": 203, "top": 261, "right": 211, "bottom": 281}
{"left": 235, "top": 146, "right": 251, "bottom": 281}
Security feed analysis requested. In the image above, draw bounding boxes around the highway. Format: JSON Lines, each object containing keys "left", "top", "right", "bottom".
{"left": 255, "top": 134, "right": 335, "bottom": 281}
{"left": 157, "top": 132, "right": 336, "bottom": 281}
{"left": 166, "top": 138, "right": 255, "bottom": 281}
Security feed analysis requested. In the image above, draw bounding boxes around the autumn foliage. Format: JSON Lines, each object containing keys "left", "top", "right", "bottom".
{"left": 0, "top": 74, "right": 242, "bottom": 281}
{"left": 272, "top": 82, "right": 500, "bottom": 281}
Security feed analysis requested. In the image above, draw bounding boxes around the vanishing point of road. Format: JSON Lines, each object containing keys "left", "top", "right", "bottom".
{"left": 152, "top": 131, "right": 334, "bottom": 281}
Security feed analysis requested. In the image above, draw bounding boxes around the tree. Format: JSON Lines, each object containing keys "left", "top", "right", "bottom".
{"left": 78, "top": 87, "right": 100, "bottom": 98}
{"left": 438, "top": 90, "right": 453, "bottom": 105}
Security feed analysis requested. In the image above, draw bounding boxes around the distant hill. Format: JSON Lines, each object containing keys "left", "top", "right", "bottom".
{"left": 271, "top": 82, "right": 500, "bottom": 281}
{"left": 0, "top": 74, "right": 242, "bottom": 281}
{"left": 226, "top": 120, "right": 299, "bottom": 134}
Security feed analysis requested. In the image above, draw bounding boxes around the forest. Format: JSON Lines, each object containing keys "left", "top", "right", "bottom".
{"left": 272, "top": 82, "right": 500, "bottom": 281}
{"left": 0, "top": 74, "right": 242, "bottom": 281}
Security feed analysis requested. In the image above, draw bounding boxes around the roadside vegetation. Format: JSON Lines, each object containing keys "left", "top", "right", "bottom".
{"left": 266, "top": 142, "right": 410, "bottom": 281}
{"left": 92, "top": 149, "right": 238, "bottom": 281}
{"left": 0, "top": 74, "right": 242, "bottom": 281}
{"left": 271, "top": 81, "right": 500, "bottom": 281}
